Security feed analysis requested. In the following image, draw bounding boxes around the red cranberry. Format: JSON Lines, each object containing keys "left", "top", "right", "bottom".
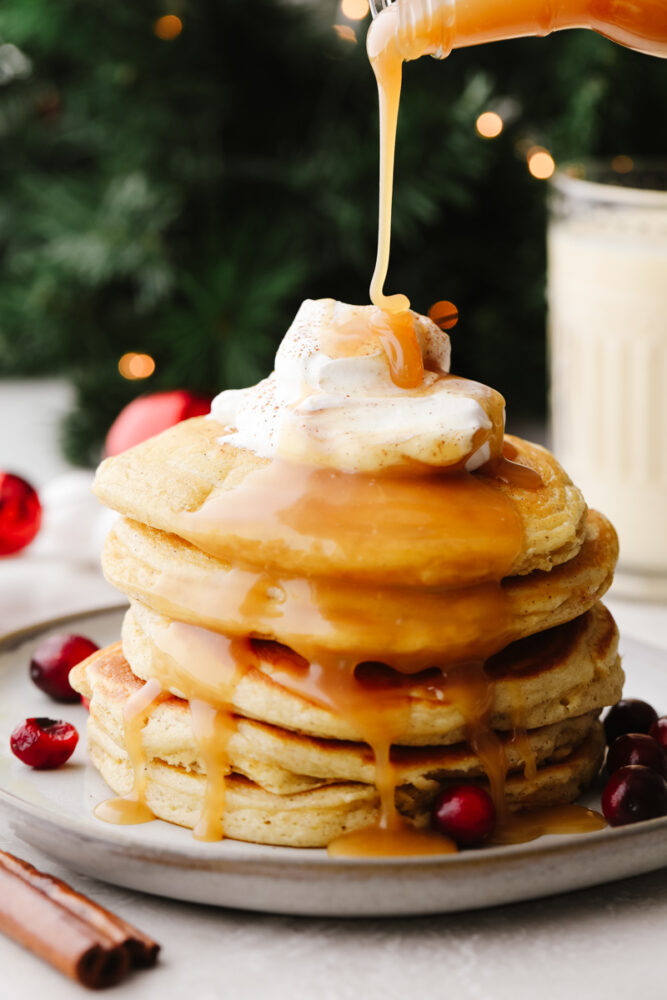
{"left": 30, "top": 633, "right": 99, "bottom": 702}
{"left": 603, "top": 699, "right": 658, "bottom": 745}
{"left": 10, "top": 718, "right": 79, "bottom": 769}
{"left": 607, "top": 733, "right": 667, "bottom": 778}
{"left": 649, "top": 717, "right": 667, "bottom": 752}
{"left": 601, "top": 765, "right": 667, "bottom": 826}
{"left": 431, "top": 784, "right": 496, "bottom": 847}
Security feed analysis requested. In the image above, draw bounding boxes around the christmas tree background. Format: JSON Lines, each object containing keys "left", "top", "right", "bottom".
{"left": 0, "top": 0, "right": 663, "bottom": 466}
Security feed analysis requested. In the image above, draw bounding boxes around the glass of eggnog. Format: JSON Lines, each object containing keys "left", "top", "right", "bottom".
{"left": 548, "top": 161, "right": 667, "bottom": 600}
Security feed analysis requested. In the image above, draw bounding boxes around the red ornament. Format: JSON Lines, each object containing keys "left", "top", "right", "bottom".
{"left": 0, "top": 473, "right": 42, "bottom": 557}
{"left": 105, "top": 390, "right": 212, "bottom": 456}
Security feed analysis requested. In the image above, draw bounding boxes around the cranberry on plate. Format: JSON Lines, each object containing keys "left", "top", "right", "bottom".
{"left": 606, "top": 733, "right": 667, "bottom": 778}
{"left": 431, "top": 784, "right": 496, "bottom": 847}
{"left": 603, "top": 699, "right": 658, "bottom": 746}
{"left": 601, "top": 765, "right": 667, "bottom": 827}
{"left": 10, "top": 718, "right": 79, "bottom": 769}
{"left": 649, "top": 717, "right": 667, "bottom": 752}
{"left": 30, "top": 633, "right": 99, "bottom": 702}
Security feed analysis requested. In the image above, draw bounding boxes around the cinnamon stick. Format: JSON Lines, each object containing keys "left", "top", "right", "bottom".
{"left": 0, "top": 851, "right": 160, "bottom": 988}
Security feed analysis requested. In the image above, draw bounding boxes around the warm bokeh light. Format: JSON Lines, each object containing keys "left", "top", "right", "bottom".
{"left": 118, "top": 353, "right": 156, "bottom": 380}
{"left": 341, "top": 0, "right": 369, "bottom": 20}
{"left": 612, "top": 155, "right": 634, "bottom": 174}
{"left": 527, "top": 147, "right": 556, "bottom": 180}
{"left": 476, "top": 111, "right": 503, "bottom": 139}
{"left": 154, "top": 15, "right": 183, "bottom": 41}
{"left": 334, "top": 24, "right": 358, "bottom": 43}
{"left": 428, "top": 300, "right": 459, "bottom": 331}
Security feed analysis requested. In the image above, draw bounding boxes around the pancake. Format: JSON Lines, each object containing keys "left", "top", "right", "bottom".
{"left": 85, "top": 717, "right": 606, "bottom": 847}
{"left": 100, "top": 508, "right": 617, "bottom": 669}
{"left": 71, "top": 602, "right": 623, "bottom": 749}
{"left": 76, "top": 641, "right": 603, "bottom": 791}
{"left": 93, "top": 420, "right": 588, "bottom": 586}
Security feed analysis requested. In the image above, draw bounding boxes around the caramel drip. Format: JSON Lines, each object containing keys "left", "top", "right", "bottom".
{"left": 369, "top": 308, "right": 424, "bottom": 388}
{"left": 493, "top": 805, "right": 606, "bottom": 845}
{"left": 145, "top": 620, "right": 253, "bottom": 841}
{"left": 94, "top": 678, "right": 165, "bottom": 825}
{"left": 318, "top": 306, "right": 425, "bottom": 390}
{"left": 190, "top": 700, "right": 235, "bottom": 842}
{"left": 328, "top": 823, "right": 457, "bottom": 857}
{"left": 150, "top": 568, "right": 517, "bottom": 673}
{"left": 507, "top": 683, "right": 538, "bottom": 782}
{"left": 487, "top": 456, "right": 544, "bottom": 491}
{"left": 148, "top": 619, "right": 256, "bottom": 708}
{"left": 286, "top": 650, "right": 409, "bottom": 835}
{"left": 432, "top": 661, "right": 510, "bottom": 822}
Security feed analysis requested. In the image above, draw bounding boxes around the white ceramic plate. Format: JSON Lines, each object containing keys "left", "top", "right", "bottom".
{"left": 0, "top": 606, "right": 665, "bottom": 917}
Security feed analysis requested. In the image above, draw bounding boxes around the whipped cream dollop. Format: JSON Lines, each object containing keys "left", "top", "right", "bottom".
{"left": 210, "top": 299, "right": 504, "bottom": 472}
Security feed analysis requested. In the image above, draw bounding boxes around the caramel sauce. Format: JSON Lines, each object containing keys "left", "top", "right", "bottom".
{"left": 176, "top": 457, "right": 523, "bottom": 588}
{"left": 438, "top": 661, "right": 509, "bottom": 821}
{"left": 369, "top": 308, "right": 424, "bottom": 388}
{"left": 128, "top": 609, "right": 602, "bottom": 851}
{"left": 128, "top": 448, "right": 600, "bottom": 853}
{"left": 319, "top": 306, "right": 425, "bottom": 389}
{"left": 157, "top": 461, "right": 527, "bottom": 678}
{"left": 145, "top": 621, "right": 253, "bottom": 839}
{"left": 135, "top": 608, "right": 475, "bottom": 848}
{"left": 493, "top": 805, "right": 606, "bottom": 845}
{"left": 328, "top": 822, "right": 457, "bottom": 857}
{"left": 147, "top": 619, "right": 255, "bottom": 708}
{"left": 486, "top": 456, "right": 544, "bottom": 491}
{"left": 136, "top": 458, "right": 521, "bottom": 849}
{"left": 507, "top": 692, "right": 538, "bottom": 782}
{"left": 190, "top": 700, "right": 235, "bottom": 842}
{"left": 94, "top": 678, "right": 165, "bottom": 825}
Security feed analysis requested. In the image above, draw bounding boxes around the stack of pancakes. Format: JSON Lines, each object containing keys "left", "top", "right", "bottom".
{"left": 71, "top": 419, "right": 621, "bottom": 847}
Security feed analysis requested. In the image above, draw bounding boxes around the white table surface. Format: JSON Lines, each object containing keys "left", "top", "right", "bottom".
{"left": 1, "top": 379, "right": 666, "bottom": 998}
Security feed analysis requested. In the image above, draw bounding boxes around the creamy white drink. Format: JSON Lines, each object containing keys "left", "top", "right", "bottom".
{"left": 548, "top": 166, "right": 667, "bottom": 597}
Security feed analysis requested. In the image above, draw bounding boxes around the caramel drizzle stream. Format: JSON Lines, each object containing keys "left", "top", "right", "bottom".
{"left": 94, "top": 678, "right": 165, "bottom": 825}
{"left": 145, "top": 621, "right": 253, "bottom": 839}
{"left": 189, "top": 700, "right": 234, "bottom": 842}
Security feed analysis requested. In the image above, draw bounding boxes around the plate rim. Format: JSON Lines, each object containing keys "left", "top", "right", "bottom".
{"left": 1, "top": 605, "right": 667, "bottom": 876}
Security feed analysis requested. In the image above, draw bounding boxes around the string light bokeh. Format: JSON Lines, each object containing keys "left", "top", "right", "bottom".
{"left": 476, "top": 111, "right": 504, "bottom": 139}
{"left": 527, "top": 147, "right": 556, "bottom": 180}
{"left": 340, "top": 0, "right": 369, "bottom": 21}
{"left": 154, "top": 15, "right": 183, "bottom": 41}
{"left": 612, "top": 155, "right": 634, "bottom": 174}
{"left": 118, "top": 353, "right": 156, "bottom": 380}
